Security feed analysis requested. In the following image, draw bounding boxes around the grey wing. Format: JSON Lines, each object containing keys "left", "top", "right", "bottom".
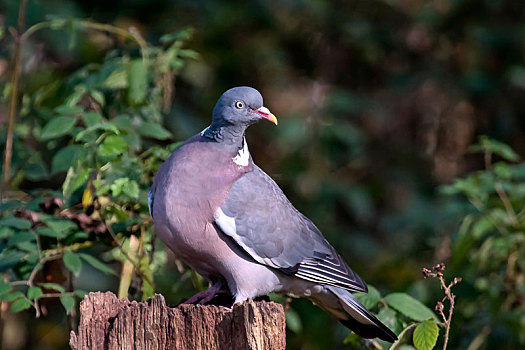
{"left": 216, "top": 165, "right": 367, "bottom": 293}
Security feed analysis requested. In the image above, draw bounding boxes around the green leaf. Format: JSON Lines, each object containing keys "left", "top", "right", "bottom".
{"left": 0, "top": 227, "right": 14, "bottom": 239}
{"left": 2, "top": 291, "right": 24, "bottom": 302}
{"left": 110, "top": 177, "right": 139, "bottom": 198}
{"left": 79, "top": 253, "right": 117, "bottom": 276}
{"left": 127, "top": 59, "right": 147, "bottom": 105}
{"left": 0, "top": 200, "right": 22, "bottom": 211}
{"left": 122, "top": 180, "right": 139, "bottom": 199}
{"left": 0, "top": 217, "right": 31, "bottom": 230}
{"left": 343, "top": 332, "right": 361, "bottom": 345}
{"left": 390, "top": 323, "right": 418, "bottom": 350}
{"left": 75, "top": 122, "right": 120, "bottom": 142}
{"left": 62, "top": 167, "right": 90, "bottom": 201}
{"left": 0, "top": 251, "right": 26, "bottom": 272}
{"left": 377, "top": 306, "right": 403, "bottom": 334}
{"left": 82, "top": 112, "right": 103, "bottom": 128}
{"left": 413, "top": 320, "right": 439, "bottom": 350}
{"left": 54, "top": 105, "right": 84, "bottom": 115}
{"left": 354, "top": 285, "right": 381, "bottom": 309}
{"left": 51, "top": 145, "right": 84, "bottom": 173}
{"left": 0, "top": 280, "right": 12, "bottom": 296}
{"left": 38, "top": 282, "right": 65, "bottom": 293}
{"left": 36, "top": 227, "right": 62, "bottom": 238}
{"left": 73, "top": 289, "right": 88, "bottom": 299}
{"left": 60, "top": 294, "right": 76, "bottom": 314}
{"left": 384, "top": 293, "right": 438, "bottom": 322}
{"left": 138, "top": 122, "right": 172, "bottom": 140}
{"left": 469, "top": 136, "right": 520, "bottom": 162}
{"left": 41, "top": 116, "right": 77, "bottom": 140}
{"left": 7, "top": 231, "right": 35, "bottom": 247}
{"left": 63, "top": 251, "right": 82, "bottom": 277}
{"left": 103, "top": 69, "right": 128, "bottom": 89}
{"left": 44, "top": 219, "right": 78, "bottom": 236}
{"left": 285, "top": 308, "right": 303, "bottom": 333}
{"left": 11, "top": 298, "right": 31, "bottom": 313}
{"left": 98, "top": 135, "right": 127, "bottom": 158}
{"left": 27, "top": 286, "right": 43, "bottom": 299}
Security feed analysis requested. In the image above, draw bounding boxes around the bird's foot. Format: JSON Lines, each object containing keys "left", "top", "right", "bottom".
{"left": 181, "top": 281, "right": 231, "bottom": 305}
{"left": 181, "top": 289, "right": 215, "bottom": 305}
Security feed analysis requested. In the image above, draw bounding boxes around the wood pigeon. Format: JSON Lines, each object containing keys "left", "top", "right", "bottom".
{"left": 149, "top": 86, "right": 397, "bottom": 342}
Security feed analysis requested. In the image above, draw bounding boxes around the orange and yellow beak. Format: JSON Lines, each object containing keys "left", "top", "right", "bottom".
{"left": 253, "top": 106, "right": 278, "bottom": 125}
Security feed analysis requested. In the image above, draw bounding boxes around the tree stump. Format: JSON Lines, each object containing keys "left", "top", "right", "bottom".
{"left": 69, "top": 291, "right": 286, "bottom": 350}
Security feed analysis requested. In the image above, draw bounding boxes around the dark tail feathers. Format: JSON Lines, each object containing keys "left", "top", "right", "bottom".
{"left": 328, "top": 286, "right": 398, "bottom": 343}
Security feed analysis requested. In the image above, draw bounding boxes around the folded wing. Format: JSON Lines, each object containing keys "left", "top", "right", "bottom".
{"left": 215, "top": 165, "right": 367, "bottom": 293}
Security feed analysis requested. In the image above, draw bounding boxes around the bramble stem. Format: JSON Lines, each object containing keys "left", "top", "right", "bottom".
{"left": 2, "top": 0, "right": 28, "bottom": 197}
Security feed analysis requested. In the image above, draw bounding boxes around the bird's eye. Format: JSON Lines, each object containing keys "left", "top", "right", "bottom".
{"left": 235, "top": 101, "right": 245, "bottom": 109}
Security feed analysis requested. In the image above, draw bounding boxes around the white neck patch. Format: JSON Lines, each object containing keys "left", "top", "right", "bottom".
{"left": 200, "top": 126, "right": 210, "bottom": 136}
{"left": 233, "top": 137, "right": 250, "bottom": 166}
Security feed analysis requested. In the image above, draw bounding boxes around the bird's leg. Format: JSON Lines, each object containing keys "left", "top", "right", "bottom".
{"left": 181, "top": 279, "right": 230, "bottom": 305}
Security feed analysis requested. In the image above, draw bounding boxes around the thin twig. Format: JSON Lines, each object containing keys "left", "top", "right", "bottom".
{"left": 483, "top": 149, "right": 519, "bottom": 227}
{"left": 2, "top": 0, "right": 28, "bottom": 197}
{"left": 494, "top": 183, "right": 518, "bottom": 226}
{"left": 422, "top": 263, "right": 461, "bottom": 350}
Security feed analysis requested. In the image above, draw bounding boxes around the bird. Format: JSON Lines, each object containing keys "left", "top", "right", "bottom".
{"left": 149, "top": 86, "right": 397, "bottom": 342}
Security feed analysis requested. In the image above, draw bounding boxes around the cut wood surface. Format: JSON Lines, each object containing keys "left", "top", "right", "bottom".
{"left": 69, "top": 291, "right": 286, "bottom": 350}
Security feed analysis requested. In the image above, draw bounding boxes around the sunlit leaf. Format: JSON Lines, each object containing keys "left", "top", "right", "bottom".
{"left": 413, "top": 320, "right": 439, "bottom": 350}
{"left": 98, "top": 135, "right": 128, "bottom": 158}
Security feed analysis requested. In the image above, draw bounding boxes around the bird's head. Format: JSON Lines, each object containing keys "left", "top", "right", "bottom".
{"left": 212, "top": 86, "right": 278, "bottom": 127}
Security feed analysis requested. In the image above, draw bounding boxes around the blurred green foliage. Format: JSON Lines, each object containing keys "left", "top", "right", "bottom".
{"left": 0, "top": 0, "right": 524, "bottom": 349}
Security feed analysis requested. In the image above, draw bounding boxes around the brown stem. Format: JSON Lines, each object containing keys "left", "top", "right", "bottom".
{"left": 423, "top": 264, "right": 460, "bottom": 350}
{"left": 2, "top": 0, "right": 28, "bottom": 198}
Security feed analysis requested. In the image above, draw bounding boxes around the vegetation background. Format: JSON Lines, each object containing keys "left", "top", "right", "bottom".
{"left": 0, "top": 0, "right": 524, "bottom": 349}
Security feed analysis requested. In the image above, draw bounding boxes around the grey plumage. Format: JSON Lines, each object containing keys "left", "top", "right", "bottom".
{"left": 149, "top": 86, "right": 397, "bottom": 342}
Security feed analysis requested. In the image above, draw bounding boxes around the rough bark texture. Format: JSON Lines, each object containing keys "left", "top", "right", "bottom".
{"left": 69, "top": 291, "right": 286, "bottom": 350}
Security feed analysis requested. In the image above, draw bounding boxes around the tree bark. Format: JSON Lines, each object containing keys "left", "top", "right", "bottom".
{"left": 69, "top": 291, "right": 286, "bottom": 350}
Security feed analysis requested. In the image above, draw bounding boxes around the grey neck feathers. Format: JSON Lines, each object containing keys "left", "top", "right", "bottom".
{"left": 202, "top": 121, "right": 246, "bottom": 151}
